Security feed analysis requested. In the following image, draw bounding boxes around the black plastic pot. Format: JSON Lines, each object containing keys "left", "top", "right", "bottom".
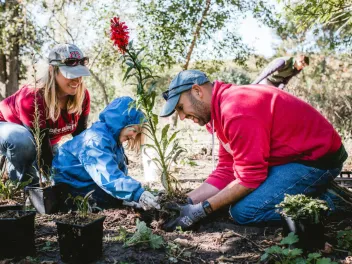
{"left": 56, "top": 215, "right": 106, "bottom": 263}
{"left": 0, "top": 210, "right": 36, "bottom": 258}
{"left": 27, "top": 184, "right": 68, "bottom": 214}
{"left": 0, "top": 203, "right": 24, "bottom": 213}
{"left": 282, "top": 215, "right": 325, "bottom": 250}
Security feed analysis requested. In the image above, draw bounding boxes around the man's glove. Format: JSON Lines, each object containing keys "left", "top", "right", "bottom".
{"left": 138, "top": 191, "right": 161, "bottom": 210}
{"left": 163, "top": 203, "right": 207, "bottom": 232}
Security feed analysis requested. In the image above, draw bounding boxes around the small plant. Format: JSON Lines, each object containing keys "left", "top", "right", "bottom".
{"left": 124, "top": 219, "right": 163, "bottom": 249}
{"left": 68, "top": 190, "right": 96, "bottom": 217}
{"left": 261, "top": 232, "right": 338, "bottom": 264}
{"left": 0, "top": 179, "right": 32, "bottom": 200}
{"left": 110, "top": 17, "right": 186, "bottom": 196}
{"left": 30, "top": 54, "right": 51, "bottom": 188}
{"left": 180, "top": 158, "right": 197, "bottom": 167}
{"left": 337, "top": 228, "right": 352, "bottom": 254}
{"left": 276, "top": 194, "right": 329, "bottom": 223}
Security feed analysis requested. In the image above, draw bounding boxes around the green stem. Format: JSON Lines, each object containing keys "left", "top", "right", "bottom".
{"left": 125, "top": 48, "right": 173, "bottom": 194}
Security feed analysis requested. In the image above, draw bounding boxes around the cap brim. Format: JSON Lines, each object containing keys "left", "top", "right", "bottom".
{"left": 159, "top": 94, "right": 180, "bottom": 117}
{"left": 59, "top": 65, "right": 91, "bottom": 79}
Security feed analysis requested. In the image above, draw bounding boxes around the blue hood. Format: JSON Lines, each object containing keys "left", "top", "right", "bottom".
{"left": 99, "top": 96, "right": 145, "bottom": 140}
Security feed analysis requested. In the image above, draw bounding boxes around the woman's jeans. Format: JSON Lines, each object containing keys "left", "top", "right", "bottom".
{"left": 229, "top": 163, "right": 342, "bottom": 224}
{"left": 0, "top": 122, "right": 58, "bottom": 182}
{"left": 0, "top": 122, "right": 37, "bottom": 181}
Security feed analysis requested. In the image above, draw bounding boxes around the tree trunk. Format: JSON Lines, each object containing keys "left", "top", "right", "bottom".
{"left": 90, "top": 70, "right": 109, "bottom": 106}
{"left": 0, "top": 51, "right": 6, "bottom": 100}
{"left": 172, "top": 0, "right": 211, "bottom": 127}
{"left": 182, "top": 0, "right": 211, "bottom": 70}
{"left": 6, "top": 43, "right": 19, "bottom": 97}
{"left": 0, "top": 0, "right": 21, "bottom": 98}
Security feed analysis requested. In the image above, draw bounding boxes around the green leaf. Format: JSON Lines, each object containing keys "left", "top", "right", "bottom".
{"left": 280, "top": 232, "right": 299, "bottom": 245}
{"left": 149, "top": 233, "right": 164, "bottom": 249}
{"left": 316, "top": 258, "right": 338, "bottom": 264}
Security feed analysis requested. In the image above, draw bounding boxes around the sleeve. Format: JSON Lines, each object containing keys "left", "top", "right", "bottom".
{"left": 72, "top": 89, "right": 90, "bottom": 137}
{"left": 80, "top": 138, "right": 145, "bottom": 202}
{"left": 205, "top": 143, "right": 235, "bottom": 190}
{"left": 252, "top": 59, "right": 286, "bottom": 84}
{"left": 224, "top": 115, "right": 270, "bottom": 189}
{"left": 82, "top": 89, "right": 90, "bottom": 116}
{"left": 72, "top": 115, "right": 88, "bottom": 137}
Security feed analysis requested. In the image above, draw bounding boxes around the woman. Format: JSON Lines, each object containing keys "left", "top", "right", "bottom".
{"left": 52, "top": 96, "right": 160, "bottom": 211}
{"left": 0, "top": 43, "right": 91, "bottom": 182}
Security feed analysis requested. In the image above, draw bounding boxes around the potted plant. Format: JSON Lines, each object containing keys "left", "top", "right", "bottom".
{"left": 55, "top": 191, "right": 106, "bottom": 263}
{"left": 0, "top": 210, "right": 36, "bottom": 258}
{"left": 276, "top": 194, "right": 329, "bottom": 250}
{"left": 0, "top": 179, "right": 31, "bottom": 212}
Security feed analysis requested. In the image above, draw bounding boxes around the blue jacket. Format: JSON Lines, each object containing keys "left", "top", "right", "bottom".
{"left": 52, "top": 97, "right": 145, "bottom": 202}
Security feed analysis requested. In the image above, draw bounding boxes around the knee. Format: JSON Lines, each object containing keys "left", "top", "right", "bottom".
{"left": 229, "top": 202, "right": 255, "bottom": 225}
{"left": 0, "top": 124, "right": 36, "bottom": 159}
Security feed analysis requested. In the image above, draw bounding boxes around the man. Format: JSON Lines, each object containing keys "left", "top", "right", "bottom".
{"left": 160, "top": 69, "right": 348, "bottom": 231}
{"left": 252, "top": 54, "right": 309, "bottom": 89}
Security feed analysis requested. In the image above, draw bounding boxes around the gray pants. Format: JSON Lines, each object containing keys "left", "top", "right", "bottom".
{"left": 0, "top": 122, "right": 37, "bottom": 181}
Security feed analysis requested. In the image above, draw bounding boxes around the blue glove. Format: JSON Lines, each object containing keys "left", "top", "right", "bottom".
{"left": 163, "top": 203, "right": 206, "bottom": 232}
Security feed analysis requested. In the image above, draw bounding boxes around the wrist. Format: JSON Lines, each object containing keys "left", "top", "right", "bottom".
{"left": 201, "top": 200, "right": 213, "bottom": 215}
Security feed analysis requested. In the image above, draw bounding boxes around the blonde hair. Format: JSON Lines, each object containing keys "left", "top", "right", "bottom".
{"left": 126, "top": 127, "right": 146, "bottom": 152}
{"left": 37, "top": 66, "right": 86, "bottom": 122}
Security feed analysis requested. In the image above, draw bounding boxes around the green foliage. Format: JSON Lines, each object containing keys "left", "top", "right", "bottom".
{"left": 337, "top": 228, "right": 352, "bottom": 253}
{"left": 120, "top": 41, "right": 186, "bottom": 195}
{"left": 68, "top": 190, "right": 96, "bottom": 218}
{"left": 180, "top": 158, "right": 198, "bottom": 167}
{"left": 135, "top": 0, "right": 277, "bottom": 70}
{"left": 0, "top": 179, "right": 32, "bottom": 200}
{"left": 287, "top": 55, "right": 352, "bottom": 138}
{"left": 213, "top": 68, "right": 251, "bottom": 85}
{"left": 124, "top": 219, "right": 164, "bottom": 249}
{"left": 276, "top": 194, "right": 328, "bottom": 223}
{"left": 280, "top": 0, "right": 352, "bottom": 50}
{"left": 261, "top": 232, "right": 338, "bottom": 264}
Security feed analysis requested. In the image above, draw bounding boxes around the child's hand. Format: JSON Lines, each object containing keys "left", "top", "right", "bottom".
{"left": 138, "top": 191, "right": 161, "bottom": 210}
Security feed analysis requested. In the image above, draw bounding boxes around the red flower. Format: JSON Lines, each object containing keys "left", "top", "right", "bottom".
{"left": 110, "top": 17, "right": 129, "bottom": 54}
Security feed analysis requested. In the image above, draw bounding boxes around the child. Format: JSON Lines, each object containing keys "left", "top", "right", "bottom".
{"left": 52, "top": 96, "right": 160, "bottom": 210}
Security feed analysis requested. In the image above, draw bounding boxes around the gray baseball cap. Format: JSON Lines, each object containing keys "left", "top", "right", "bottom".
{"left": 48, "top": 44, "right": 91, "bottom": 79}
{"left": 160, "top": 70, "right": 209, "bottom": 117}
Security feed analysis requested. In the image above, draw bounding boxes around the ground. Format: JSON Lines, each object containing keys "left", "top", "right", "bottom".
{"left": 1, "top": 126, "right": 352, "bottom": 264}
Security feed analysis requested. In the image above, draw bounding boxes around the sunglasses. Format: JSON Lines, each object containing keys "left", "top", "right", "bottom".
{"left": 50, "top": 57, "right": 89, "bottom": 67}
{"left": 162, "top": 82, "right": 195, "bottom": 100}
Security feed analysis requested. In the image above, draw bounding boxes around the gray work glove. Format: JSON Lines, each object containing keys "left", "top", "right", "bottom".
{"left": 138, "top": 191, "right": 161, "bottom": 210}
{"left": 163, "top": 203, "right": 206, "bottom": 231}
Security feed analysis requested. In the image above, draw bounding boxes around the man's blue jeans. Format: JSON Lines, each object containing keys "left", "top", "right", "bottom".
{"left": 0, "top": 122, "right": 37, "bottom": 181}
{"left": 229, "top": 163, "right": 342, "bottom": 224}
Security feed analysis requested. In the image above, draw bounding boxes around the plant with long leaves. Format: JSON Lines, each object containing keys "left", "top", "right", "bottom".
{"left": 68, "top": 190, "right": 96, "bottom": 218}
{"left": 0, "top": 179, "right": 32, "bottom": 200}
{"left": 110, "top": 17, "right": 185, "bottom": 195}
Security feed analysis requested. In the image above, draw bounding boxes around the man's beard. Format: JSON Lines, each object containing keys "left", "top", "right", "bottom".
{"left": 188, "top": 92, "right": 211, "bottom": 126}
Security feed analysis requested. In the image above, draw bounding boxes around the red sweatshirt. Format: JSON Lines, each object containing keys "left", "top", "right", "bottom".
{"left": 0, "top": 85, "right": 90, "bottom": 145}
{"left": 206, "top": 81, "right": 342, "bottom": 189}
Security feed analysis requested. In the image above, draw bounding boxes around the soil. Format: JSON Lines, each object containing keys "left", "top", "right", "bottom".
{"left": 0, "top": 210, "right": 31, "bottom": 219}
{"left": 0, "top": 128, "right": 351, "bottom": 263}
{"left": 55, "top": 212, "right": 104, "bottom": 226}
{"left": 0, "top": 199, "right": 20, "bottom": 206}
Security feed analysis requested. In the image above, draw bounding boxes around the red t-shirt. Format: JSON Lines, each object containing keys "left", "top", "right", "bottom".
{"left": 205, "top": 81, "right": 342, "bottom": 190}
{"left": 0, "top": 85, "right": 90, "bottom": 145}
